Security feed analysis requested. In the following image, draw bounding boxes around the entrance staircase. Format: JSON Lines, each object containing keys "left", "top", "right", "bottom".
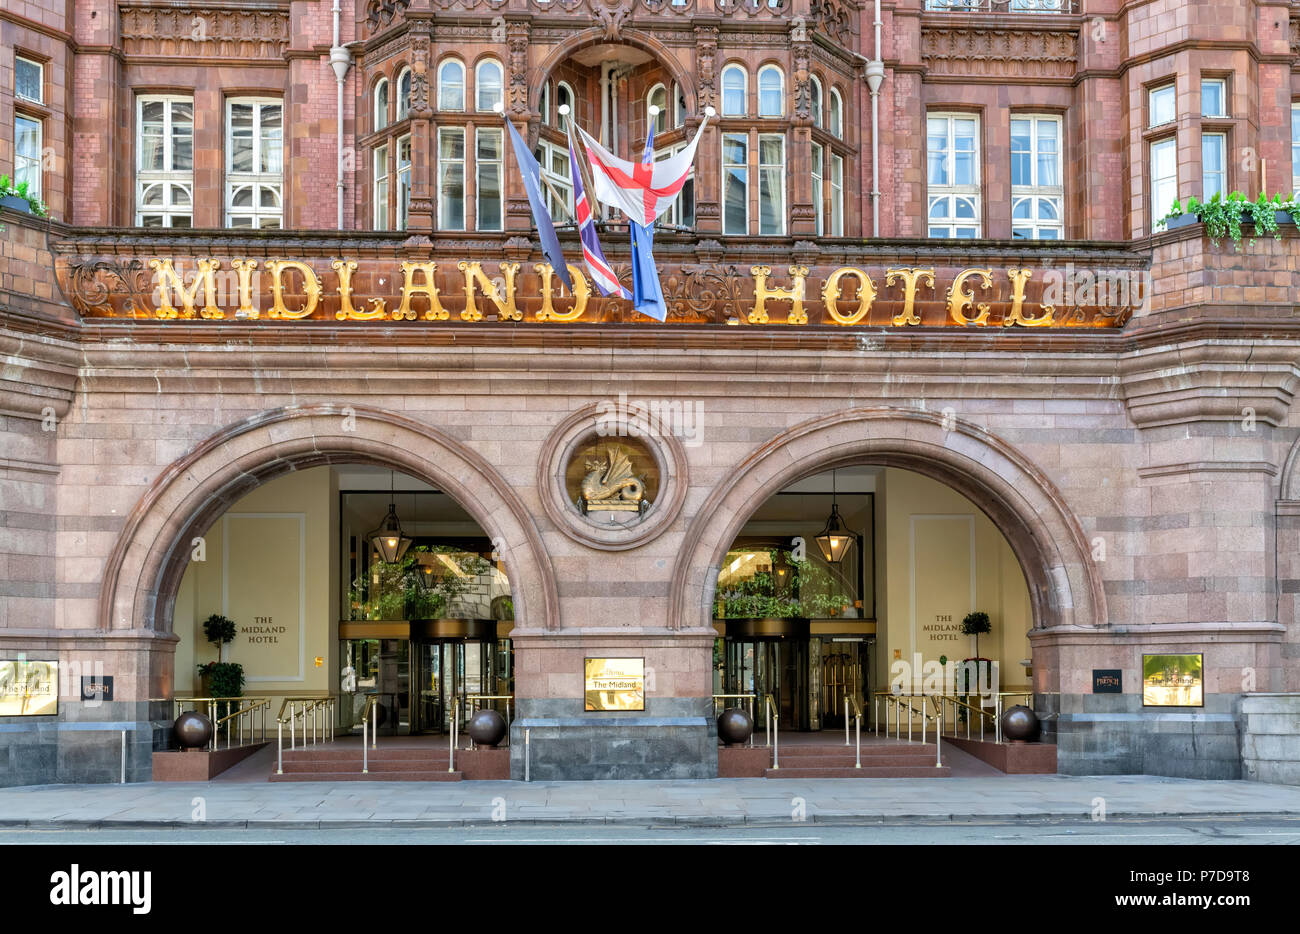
{"left": 270, "top": 744, "right": 462, "bottom": 782}
{"left": 763, "top": 738, "right": 951, "bottom": 778}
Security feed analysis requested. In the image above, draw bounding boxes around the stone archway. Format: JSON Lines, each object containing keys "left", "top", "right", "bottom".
{"left": 668, "top": 406, "right": 1105, "bottom": 638}
{"left": 533, "top": 27, "right": 697, "bottom": 115}
{"left": 97, "top": 403, "right": 559, "bottom": 639}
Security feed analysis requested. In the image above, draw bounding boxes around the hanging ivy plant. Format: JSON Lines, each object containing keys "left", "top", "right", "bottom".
{"left": 1160, "top": 191, "right": 1293, "bottom": 251}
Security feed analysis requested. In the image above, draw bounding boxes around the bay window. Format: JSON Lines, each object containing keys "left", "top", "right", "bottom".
{"left": 758, "top": 133, "right": 785, "bottom": 235}
{"left": 1150, "top": 136, "right": 1178, "bottom": 231}
{"left": 438, "top": 127, "right": 466, "bottom": 230}
{"left": 476, "top": 127, "right": 503, "bottom": 231}
{"left": 722, "top": 132, "right": 747, "bottom": 234}
{"left": 373, "top": 143, "right": 389, "bottom": 230}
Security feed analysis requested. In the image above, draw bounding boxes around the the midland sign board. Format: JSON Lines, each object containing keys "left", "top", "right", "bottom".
{"left": 56, "top": 240, "right": 1145, "bottom": 328}
{"left": 585, "top": 658, "right": 646, "bottom": 711}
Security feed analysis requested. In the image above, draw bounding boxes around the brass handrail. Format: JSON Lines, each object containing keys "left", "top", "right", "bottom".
{"left": 875, "top": 691, "right": 944, "bottom": 765}
{"left": 763, "top": 693, "right": 779, "bottom": 769}
{"left": 711, "top": 693, "right": 757, "bottom": 748}
{"left": 274, "top": 695, "right": 337, "bottom": 776}
{"left": 844, "top": 695, "right": 864, "bottom": 768}
{"left": 165, "top": 696, "right": 271, "bottom": 752}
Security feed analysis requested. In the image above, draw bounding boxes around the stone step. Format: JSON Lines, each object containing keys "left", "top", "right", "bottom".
{"left": 768, "top": 754, "right": 940, "bottom": 768}
{"left": 281, "top": 747, "right": 455, "bottom": 761}
{"left": 764, "top": 765, "right": 952, "bottom": 779}
{"left": 773, "top": 743, "right": 939, "bottom": 758}
{"left": 279, "top": 758, "right": 455, "bottom": 773}
{"left": 269, "top": 770, "right": 463, "bottom": 782}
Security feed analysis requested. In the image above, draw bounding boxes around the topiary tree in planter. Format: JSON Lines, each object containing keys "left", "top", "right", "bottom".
{"left": 962, "top": 611, "right": 991, "bottom": 659}
{"left": 202, "top": 613, "right": 238, "bottom": 662}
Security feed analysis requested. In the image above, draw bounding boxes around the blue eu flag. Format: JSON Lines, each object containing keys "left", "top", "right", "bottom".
{"left": 630, "top": 119, "right": 667, "bottom": 322}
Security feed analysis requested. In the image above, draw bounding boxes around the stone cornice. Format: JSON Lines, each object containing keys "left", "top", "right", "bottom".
{"left": 1117, "top": 340, "right": 1300, "bottom": 429}
{"left": 0, "top": 330, "right": 81, "bottom": 422}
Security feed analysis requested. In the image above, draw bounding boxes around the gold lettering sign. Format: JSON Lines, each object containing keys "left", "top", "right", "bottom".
{"left": 397, "top": 261, "right": 447, "bottom": 321}
{"left": 266, "top": 260, "right": 321, "bottom": 320}
{"left": 886, "top": 267, "right": 935, "bottom": 326}
{"left": 149, "top": 258, "right": 222, "bottom": 319}
{"left": 821, "top": 267, "right": 876, "bottom": 326}
{"left": 534, "top": 263, "right": 591, "bottom": 322}
{"left": 107, "top": 254, "right": 1126, "bottom": 328}
{"left": 750, "top": 265, "right": 809, "bottom": 325}
{"left": 947, "top": 267, "right": 994, "bottom": 326}
{"left": 333, "top": 260, "right": 387, "bottom": 320}
{"left": 458, "top": 261, "right": 522, "bottom": 322}
{"left": 584, "top": 657, "right": 645, "bottom": 711}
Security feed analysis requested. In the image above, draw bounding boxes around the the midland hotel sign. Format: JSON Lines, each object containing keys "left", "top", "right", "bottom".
{"left": 56, "top": 250, "right": 1144, "bottom": 329}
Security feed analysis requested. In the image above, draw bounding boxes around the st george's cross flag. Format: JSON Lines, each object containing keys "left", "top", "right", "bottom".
{"left": 567, "top": 143, "right": 630, "bottom": 299}
{"left": 576, "top": 121, "right": 705, "bottom": 228}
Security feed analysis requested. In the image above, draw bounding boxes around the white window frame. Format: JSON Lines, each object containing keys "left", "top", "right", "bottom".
{"left": 374, "top": 77, "right": 389, "bottom": 131}
{"left": 538, "top": 139, "right": 573, "bottom": 221}
{"left": 437, "top": 126, "right": 466, "bottom": 231}
{"left": 439, "top": 59, "right": 465, "bottom": 112}
{"left": 225, "top": 97, "right": 284, "bottom": 229}
{"left": 927, "top": 113, "right": 981, "bottom": 238}
{"left": 1010, "top": 114, "right": 1063, "bottom": 240}
{"left": 758, "top": 65, "right": 784, "bottom": 118}
{"left": 674, "top": 83, "right": 687, "bottom": 128}
{"left": 829, "top": 88, "right": 843, "bottom": 138}
{"left": 811, "top": 141, "right": 824, "bottom": 236}
{"left": 1149, "top": 83, "right": 1175, "bottom": 128}
{"left": 1293, "top": 102, "right": 1300, "bottom": 196}
{"left": 475, "top": 59, "right": 503, "bottom": 113}
{"left": 1201, "top": 77, "right": 1227, "bottom": 118}
{"left": 647, "top": 84, "right": 668, "bottom": 135}
{"left": 721, "top": 64, "right": 747, "bottom": 117}
{"left": 135, "top": 95, "right": 194, "bottom": 228}
{"left": 1201, "top": 131, "right": 1226, "bottom": 201}
{"left": 539, "top": 82, "right": 551, "bottom": 125}
{"left": 396, "top": 133, "right": 412, "bottom": 231}
{"left": 14, "top": 113, "right": 42, "bottom": 200}
{"left": 810, "top": 76, "right": 823, "bottom": 129}
{"left": 655, "top": 142, "right": 694, "bottom": 228}
{"left": 15, "top": 56, "right": 43, "bottom": 105}
{"left": 830, "top": 152, "right": 844, "bottom": 237}
{"left": 758, "top": 132, "right": 785, "bottom": 235}
{"left": 397, "top": 67, "right": 412, "bottom": 120}
{"left": 1150, "top": 136, "right": 1178, "bottom": 231}
{"left": 476, "top": 126, "right": 504, "bottom": 231}
{"left": 722, "top": 131, "right": 748, "bottom": 235}
{"left": 373, "top": 143, "right": 390, "bottom": 230}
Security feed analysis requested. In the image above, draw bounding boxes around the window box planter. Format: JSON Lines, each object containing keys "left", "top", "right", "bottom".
{"left": 1160, "top": 212, "right": 1198, "bottom": 231}
{"left": 0, "top": 194, "right": 31, "bottom": 214}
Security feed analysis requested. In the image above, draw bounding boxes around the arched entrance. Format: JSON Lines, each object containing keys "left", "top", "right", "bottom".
{"left": 669, "top": 407, "right": 1105, "bottom": 697}
{"left": 98, "top": 403, "right": 559, "bottom": 654}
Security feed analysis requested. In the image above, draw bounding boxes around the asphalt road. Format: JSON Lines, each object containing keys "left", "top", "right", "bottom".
{"left": 2, "top": 817, "right": 1299, "bottom": 845}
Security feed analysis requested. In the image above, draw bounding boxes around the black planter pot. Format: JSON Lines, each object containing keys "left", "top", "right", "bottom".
{"left": 0, "top": 194, "right": 31, "bottom": 214}
{"left": 1161, "top": 212, "right": 1198, "bottom": 231}
{"left": 1276, "top": 211, "right": 1295, "bottom": 225}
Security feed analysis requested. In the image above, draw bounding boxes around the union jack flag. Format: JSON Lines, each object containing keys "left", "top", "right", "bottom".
{"left": 569, "top": 143, "right": 630, "bottom": 300}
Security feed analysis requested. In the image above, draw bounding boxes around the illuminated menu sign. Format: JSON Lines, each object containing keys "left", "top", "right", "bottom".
{"left": 584, "top": 658, "right": 645, "bottom": 712}
{"left": 0, "top": 660, "right": 59, "bottom": 716}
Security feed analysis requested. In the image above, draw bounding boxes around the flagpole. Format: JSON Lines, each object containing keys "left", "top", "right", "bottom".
{"left": 560, "top": 104, "right": 601, "bottom": 228}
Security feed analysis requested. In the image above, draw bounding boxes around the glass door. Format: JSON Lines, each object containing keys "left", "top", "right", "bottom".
{"left": 725, "top": 638, "right": 810, "bottom": 731}
{"left": 412, "top": 639, "right": 498, "bottom": 732}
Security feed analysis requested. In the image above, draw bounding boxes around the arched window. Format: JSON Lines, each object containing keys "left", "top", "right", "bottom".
{"left": 396, "top": 67, "right": 412, "bottom": 120}
{"left": 829, "top": 88, "right": 843, "bottom": 138}
{"left": 674, "top": 82, "right": 687, "bottom": 127}
{"left": 539, "top": 82, "right": 551, "bottom": 125}
{"left": 374, "top": 77, "right": 389, "bottom": 131}
{"left": 438, "top": 59, "right": 465, "bottom": 112}
{"left": 721, "top": 64, "right": 746, "bottom": 117}
{"left": 557, "top": 82, "right": 573, "bottom": 131}
{"left": 648, "top": 84, "right": 667, "bottom": 135}
{"left": 476, "top": 58, "right": 503, "bottom": 112}
{"left": 810, "top": 76, "right": 822, "bottom": 129}
{"left": 758, "top": 65, "right": 784, "bottom": 118}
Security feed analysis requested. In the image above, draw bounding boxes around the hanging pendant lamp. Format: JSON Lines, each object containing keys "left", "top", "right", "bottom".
{"left": 814, "top": 468, "right": 854, "bottom": 564}
{"left": 368, "top": 470, "right": 412, "bottom": 563}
